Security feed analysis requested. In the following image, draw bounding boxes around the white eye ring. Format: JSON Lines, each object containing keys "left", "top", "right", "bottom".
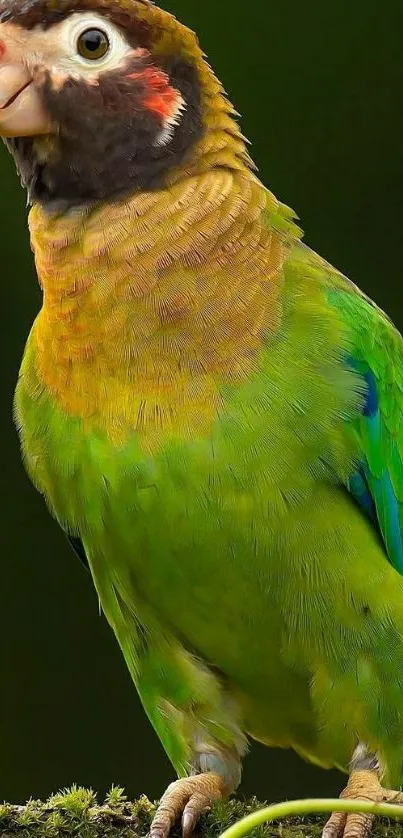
{"left": 57, "top": 11, "right": 132, "bottom": 75}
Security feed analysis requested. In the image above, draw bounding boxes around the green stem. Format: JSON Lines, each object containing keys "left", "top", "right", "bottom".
{"left": 220, "top": 798, "right": 403, "bottom": 838}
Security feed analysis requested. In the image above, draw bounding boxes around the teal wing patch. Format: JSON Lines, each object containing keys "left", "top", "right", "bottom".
{"left": 330, "top": 288, "right": 403, "bottom": 574}
{"left": 347, "top": 358, "right": 403, "bottom": 573}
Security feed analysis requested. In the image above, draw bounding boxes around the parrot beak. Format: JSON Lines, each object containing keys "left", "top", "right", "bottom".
{"left": 0, "top": 64, "right": 51, "bottom": 137}
{"left": 0, "top": 26, "right": 52, "bottom": 138}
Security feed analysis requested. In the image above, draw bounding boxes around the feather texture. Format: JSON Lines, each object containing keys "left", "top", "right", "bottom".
{"left": 8, "top": 0, "right": 403, "bottom": 796}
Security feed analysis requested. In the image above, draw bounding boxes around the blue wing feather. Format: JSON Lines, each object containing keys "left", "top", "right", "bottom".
{"left": 345, "top": 354, "right": 403, "bottom": 574}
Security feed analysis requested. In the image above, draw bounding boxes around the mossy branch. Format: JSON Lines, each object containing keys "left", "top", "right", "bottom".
{"left": 2, "top": 787, "right": 403, "bottom": 838}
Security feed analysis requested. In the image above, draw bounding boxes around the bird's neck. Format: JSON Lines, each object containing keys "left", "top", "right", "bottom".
{"left": 27, "top": 129, "right": 288, "bottom": 448}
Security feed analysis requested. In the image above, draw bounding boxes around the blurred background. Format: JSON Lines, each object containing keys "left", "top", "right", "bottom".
{"left": 1, "top": 0, "right": 403, "bottom": 807}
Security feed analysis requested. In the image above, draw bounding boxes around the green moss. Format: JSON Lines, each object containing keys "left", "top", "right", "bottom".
{"left": 0, "top": 788, "right": 403, "bottom": 838}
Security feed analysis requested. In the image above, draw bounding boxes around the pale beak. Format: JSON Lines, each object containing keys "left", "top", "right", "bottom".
{"left": 0, "top": 64, "right": 52, "bottom": 137}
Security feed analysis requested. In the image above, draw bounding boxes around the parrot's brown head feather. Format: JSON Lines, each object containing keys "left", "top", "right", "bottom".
{"left": 0, "top": 0, "right": 215, "bottom": 206}
{"left": 0, "top": 0, "right": 153, "bottom": 40}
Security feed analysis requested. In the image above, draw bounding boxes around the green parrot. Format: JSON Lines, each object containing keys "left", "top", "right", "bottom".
{"left": 0, "top": 2, "right": 403, "bottom": 838}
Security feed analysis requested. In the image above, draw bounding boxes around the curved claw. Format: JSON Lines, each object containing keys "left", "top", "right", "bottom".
{"left": 182, "top": 793, "right": 211, "bottom": 838}
{"left": 322, "top": 770, "right": 403, "bottom": 838}
{"left": 150, "top": 774, "right": 226, "bottom": 838}
{"left": 323, "top": 810, "right": 374, "bottom": 838}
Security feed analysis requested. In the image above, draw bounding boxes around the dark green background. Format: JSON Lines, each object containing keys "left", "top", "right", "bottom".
{"left": 1, "top": 0, "right": 403, "bottom": 806}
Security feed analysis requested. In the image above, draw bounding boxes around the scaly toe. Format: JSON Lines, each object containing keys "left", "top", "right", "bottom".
{"left": 341, "top": 813, "right": 373, "bottom": 838}
{"left": 322, "top": 811, "right": 348, "bottom": 838}
{"left": 323, "top": 809, "right": 375, "bottom": 838}
{"left": 182, "top": 793, "right": 212, "bottom": 838}
{"left": 150, "top": 773, "right": 226, "bottom": 838}
{"left": 383, "top": 789, "right": 403, "bottom": 804}
{"left": 322, "top": 769, "right": 382, "bottom": 838}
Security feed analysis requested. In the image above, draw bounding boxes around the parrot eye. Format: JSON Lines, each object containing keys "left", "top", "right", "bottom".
{"left": 49, "top": 12, "right": 134, "bottom": 75}
{"left": 76, "top": 28, "right": 110, "bottom": 61}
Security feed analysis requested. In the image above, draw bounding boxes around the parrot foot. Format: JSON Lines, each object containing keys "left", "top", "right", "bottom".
{"left": 150, "top": 773, "right": 226, "bottom": 838}
{"left": 322, "top": 769, "right": 403, "bottom": 838}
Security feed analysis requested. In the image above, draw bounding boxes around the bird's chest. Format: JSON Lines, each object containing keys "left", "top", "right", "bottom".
{"left": 15, "top": 311, "right": 360, "bottom": 639}
{"left": 17, "top": 378, "right": 293, "bottom": 683}
{"left": 16, "top": 347, "right": 284, "bottom": 613}
{"left": 15, "top": 365, "right": 313, "bottom": 613}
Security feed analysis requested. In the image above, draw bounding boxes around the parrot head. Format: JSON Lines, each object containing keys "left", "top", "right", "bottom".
{"left": 0, "top": 0, "right": 207, "bottom": 204}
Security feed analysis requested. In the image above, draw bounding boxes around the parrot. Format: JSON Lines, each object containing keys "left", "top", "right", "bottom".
{"left": 1, "top": 2, "right": 403, "bottom": 838}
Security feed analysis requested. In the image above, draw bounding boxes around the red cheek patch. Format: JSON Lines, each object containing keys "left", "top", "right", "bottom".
{"left": 0, "top": 41, "right": 5, "bottom": 60}
{"left": 127, "top": 66, "right": 180, "bottom": 120}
